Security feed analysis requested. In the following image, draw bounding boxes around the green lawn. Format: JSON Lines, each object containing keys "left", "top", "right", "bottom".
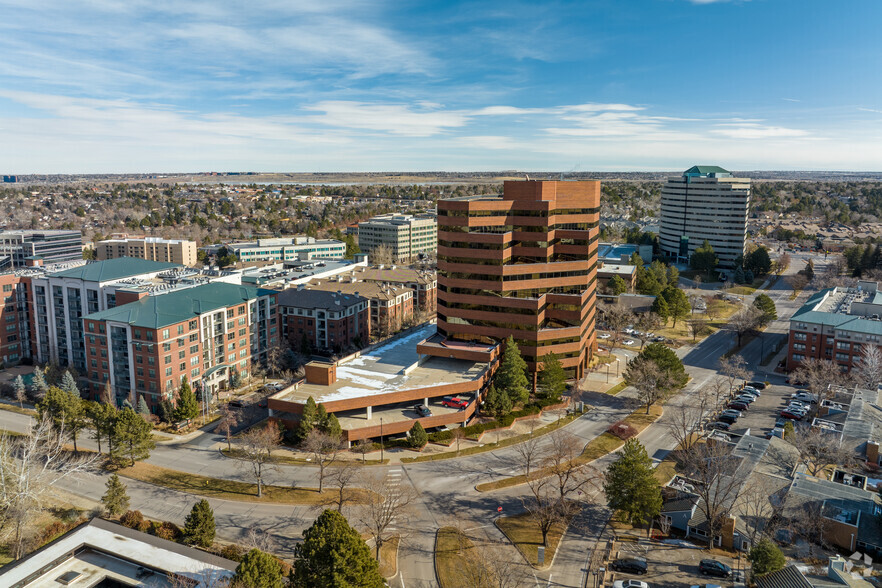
{"left": 496, "top": 513, "right": 566, "bottom": 569}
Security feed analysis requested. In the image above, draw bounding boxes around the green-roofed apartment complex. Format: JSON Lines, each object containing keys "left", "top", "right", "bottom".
{"left": 787, "top": 280, "right": 882, "bottom": 372}
{"left": 82, "top": 282, "right": 277, "bottom": 410}
{"left": 25, "top": 258, "right": 278, "bottom": 411}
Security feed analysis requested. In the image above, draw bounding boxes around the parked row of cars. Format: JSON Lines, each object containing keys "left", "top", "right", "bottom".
{"left": 413, "top": 396, "right": 471, "bottom": 418}
{"left": 610, "top": 557, "right": 732, "bottom": 579}
{"left": 708, "top": 381, "right": 767, "bottom": 431}
{"left": 779, "top": 391, "right": 816, "bottom": 421}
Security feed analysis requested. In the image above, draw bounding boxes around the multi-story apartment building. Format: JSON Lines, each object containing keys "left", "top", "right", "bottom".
{"left": 278, "top": 287, "right": 369, "bottom": 354}
{"left": 82, "top": 282, "right": 278, "bottom": 410}
{"left": 0, "top": 230, "right": 83, "bottom": 268}
{"left": 225, "top": 237, "right": 345, "bottom": 264}
{"left": 357, "top": 214, "right": 437, "bottom": 262}
{"left": 96, "top": 235, "right": 198, "bottom": 266}
{"left": 28, "top": 258, "right": 183, "bottom": 373}
{"left": 304, "top": 278, "right": 414, "bottom": 338}
{"left": 659, "top": 166, "right": 750, "bottom": 268}
{"left": 786, "top": 280, "right": 882, "bottom": 372}
{"left": 0, "top": 272, "right": 33, "bottom": 366}
{"left": 436, "top": 180, "right": 600, "bottom": 383}
{"left": 335, "top": 265, "right": 437, "bottom": 313}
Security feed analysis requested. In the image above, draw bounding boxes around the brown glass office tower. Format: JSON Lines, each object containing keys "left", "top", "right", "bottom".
{"left": 436, "top": 180, "right": 600, "bottom": 385}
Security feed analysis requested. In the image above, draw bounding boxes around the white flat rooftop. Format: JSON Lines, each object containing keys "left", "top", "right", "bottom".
{"left": 276, "top": 323, "right": 489, "bottom": 404}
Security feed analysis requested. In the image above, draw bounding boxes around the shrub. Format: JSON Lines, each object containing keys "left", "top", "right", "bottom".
{"left": 120, "top": 510, "right": 149, "bottom": 533}
{"left": 37, "top": 520, "right": 80, "bottom": 546}
{"left": 153, "top": 521, "right": 182, "bottom": 541}
{"left": 607, "top": 421, "right": 638, "bottom": 440}
{"left": 219, "top": 543, "right": 245, "bottom": 562}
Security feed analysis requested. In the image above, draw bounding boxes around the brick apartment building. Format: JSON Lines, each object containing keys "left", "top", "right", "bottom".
{"left": 277, "top": 287, "right": 369, "bottom": 354}
{"left": 302, "top": 278, "right": 414, "bottom": 338}
{"left": 787, "top": 280, "right": 882, "bottom": 372}
{"left": 0, "top": 272, "right": 33, "bottom": 366}
{"left": 96, "top": 235, "right": 198, "bottom": 266}
{"left": 436, "top": 180, "right": 600, "bottom": 382}
{"left": 337, "top": 265, "right": 436, "bottom": 314}
{"left": 82, "top": 282, "right": 278, "bottom": 411}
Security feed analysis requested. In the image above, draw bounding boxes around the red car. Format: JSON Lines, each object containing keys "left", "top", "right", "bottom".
{"left": 441, "top": 396, "right": 468, "bottom": 409}
{"left": 780, "top": 410, "right": 804, "bottom": 421}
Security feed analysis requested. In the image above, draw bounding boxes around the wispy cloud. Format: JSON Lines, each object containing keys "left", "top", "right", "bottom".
{"left": 711, "top": 123, "right": 810, "bottom": 139}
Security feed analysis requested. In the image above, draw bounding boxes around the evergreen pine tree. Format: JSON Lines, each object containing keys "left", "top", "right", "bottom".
{"left": 603, "top": 438, "right": 662, "bottom": 525}
{"left": 111, "top": 408, "right": 156, "bottom": 466}
{"left": 408, "top": 421, "right": 428, "bottom": 448}
{"left": 495, "top": 336, "right": 529, "bottom": 405}
{"left": 233, "top": 550, "right": 285, "bottom": 588}
{"left": 298, "top": 396, "right": 317, "bottom": 440}
{"left": 316, "top": 404, "right": 328, "bottom": 430}
{"left": 651, "top": 295, "right": 670, "bottom": 324}
{"left": 734, "top": 265, "right": 746, "bottom": 284}
{"left": 607, "top": 275, "right": 627, "bottom": 295}
{"left": 137, "top": 396, "right": 150, "bottom": 416}
{"left": 483, "top": 385, "right": 511, "bottom": 418}
{"left": 183, "top": 499, "right": 216, "bottom": 548}
{"left": 301, "top": 332, "right": 313, "bottom": 355}
{"left": 749, "top": 538, "right": 786, "bottom": 576}
{"left": 157, "top": 400, "right": 174, "bottom": 423}
{"left": 325, "top": 414, "right": 342, "bottom": 440}
{"left": 175, "top": 378, "right": 198, "bottom": 420}
{"left": 61, "top": 371, "right": 79, "bottom": 397}
{"left": 101, "top": 474, "right": 130, "bottom": 516}
{"left": 744, "top": 269, "right": 755, "bottom": 283}
{"left": 805, "top": 259, "right": 815, "bottom": 280}
{"left": 291, "top": 510, "right": 385, "bottom": 588}
{"left": 537, "top": 352, "right": 567, "bottom": 401}
{"left": 30, "top": 367, "right": 48, "bottom": 400}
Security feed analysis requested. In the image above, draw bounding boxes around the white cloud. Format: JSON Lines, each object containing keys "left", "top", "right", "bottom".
{"left": 710, "top": 123, "right": 810, "bottom": 139}
{"left": 302, "top": 101, "right": 469, "bottom": 136}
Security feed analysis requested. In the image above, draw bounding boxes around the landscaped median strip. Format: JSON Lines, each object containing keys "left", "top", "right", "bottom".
{"left": 496, "top": 513, "right": 566, "bottom": 569}
{"left": 475, "top": 404, "right": 664, "bottom": 492}
{"left": 401, "top": 411, "right": 584, "bottom": 464}
{"left": 116, "top": 461, "right": 371, "bottom": 505}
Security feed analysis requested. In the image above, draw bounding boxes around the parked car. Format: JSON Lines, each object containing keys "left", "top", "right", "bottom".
{"left": 734, "top": 395, "right": 756, "bottom": 404}
{"left": 598, "top": 333, "right": 611, "bottom": 339}
{"left": 441, "top": 397, "right": 469, "bottom": 409}
{"left": 720, "top": 409, "right": 742, "bottom": 418}
{"left": 785, "top": 377, "right": 806, "bottom": 386}
{"left": 780, "top": 410, "right": 804, "bottom": 421}
{"left": 414, "top": 404, "right": 432, "bottom": 417}
{"left": 718, "top": 414, "right": 737, "bottom": 425}
{"left": 611, "top": 557, "right": 648, "bottom": 575}
{"left": 741, "top": 386, "right": 761, "bottom": 396}
{"left": 699, "top": 559, "right": 732, "bottom": 578}
{"left": 791, "top": 392, "right": 817, "bottom": 404}
{"left": 613, "top": 581, "right": 649, "bottom": 588}
{"left": 775, "top": 418, "right": 792, "bottom": 428}
{"left": 708, "top": 421, "right": 731, "bottom": 431}
{"left": 746, "top": 381, "right": 768, "bottom": 390}
{"left": 228, "top": 400, "right": 245, "bottom": 409}
{"left": 623, "top": 339, "right": 636, "bottom": 346}
{"left": 728, "top": 401, "right": 749, "bottom": 411}
{"left": 653, "top": 336, "right": 665, "bottom": 342}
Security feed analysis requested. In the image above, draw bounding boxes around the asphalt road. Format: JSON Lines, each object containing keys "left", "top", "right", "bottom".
{"left": 1, "top": 251, "right": 830, "bottom": 587}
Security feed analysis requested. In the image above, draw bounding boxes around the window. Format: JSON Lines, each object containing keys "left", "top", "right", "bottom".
{"left": 165, "top": 367, "right": 173, "bottom": 376}
{"left": 180, "top": 362, "right": 186, "bottom": 371}
{"left": 163, "top": 342, "right": 171, "bottom": 352}
{"left": 148, "top": 356, "right": 155, "bottom": 365}
{"left": 178, "top": 350, "right": 185, "bottom": 359}
{"left": 162, "top": 329, "right": 170, "bottom": 339}
{"left": 164, "top": 355, "right": 171, "bottom": 365}
{"left": 177, "top": 325, "right": 184, "bottom": 335}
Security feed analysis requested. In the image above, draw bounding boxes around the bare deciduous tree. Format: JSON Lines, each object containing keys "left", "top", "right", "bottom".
{"left": 357, "top": 470, "right": 417, "bottom": 560}
{"left": 0, "top": 417, "right": 99, "bottom": 558}
{"left": 604, "top": 304, "right": 635, "bottom": 349}
{"left": 728, "top": 305, "right": 763, "bottom": 347}
{"left": 791, "top": 427, "right": 854, "bottom": 477}
{"left": 791, "top": 501, "right": 831, "bottom": 558}
{"left": 665, "top": 386, "right": 714, "bottom": 453}
{"left": 787, "top": 272, "right": 809, "bottom": 293}
{"left": 522, "top": 474, "right": 566, "bottom": 549}
{"left": 681, "top": 442, "right": 746, "bottom": 548}
{"left": 449, "top": 525, "right": 529, "bottom": 588}
{"left": 776, "top": 252, "right": 791, "bottom": 276}
{"left": 214, "top": 405, "right": 240, "bottom": 452}
{"left": 371, "top": 244, "right": 395, "bottom": 266}
{"left": 857, "top": 344, "right": 882, "bottom": 389}
{"left": 544, "top": 431, "right": 600, "bottom": 510}
{"left": 321, "top": 460, "right": 361, "bottom": 514}
{"left": 688, "top": 317, "right": 710, "bottom": 342}
{"left": 719, "top": 355, "right": 749, "bottom": 396}
{"left": 790, "top": 358, "right": 846, "bottom": 405}
{"left": 512, "top": 426, "right": 541, "bottom": 480}
{"left": 738, "top": 477, "right": 785, "bottom": 546}
{"left": 236, "top": 421, "right": 280, "bottom": 497}
{"left": 303, "top": 429, "right": 342, "bottom": 493}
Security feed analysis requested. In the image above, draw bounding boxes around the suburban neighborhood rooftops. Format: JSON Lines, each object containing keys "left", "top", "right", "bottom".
{"left": 83, "top": 282, "right": 273, "bottom": 328}
{"left": 48, "top": 257, "right": 182, "bottom": 282}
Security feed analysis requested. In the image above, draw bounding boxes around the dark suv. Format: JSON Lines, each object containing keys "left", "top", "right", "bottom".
{"left": 699, "top": 559, "right": 732, "bottom": 578}
{"left": 611, "top": 557, "right": 647, "bottom": 575}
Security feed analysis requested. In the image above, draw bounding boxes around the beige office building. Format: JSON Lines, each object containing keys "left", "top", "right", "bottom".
{"left": 96, "top": 236, "right": 198, "bottom": 266}
{"left": 357, "top": 214, "right": 437, "bottom": 262}
{"left": 659, "top": 166, "right": 750, "bottom": 268}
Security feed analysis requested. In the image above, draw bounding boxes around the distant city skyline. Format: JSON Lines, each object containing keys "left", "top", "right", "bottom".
{"left": 1, "top": 0, "right": 880, "bottom": 173}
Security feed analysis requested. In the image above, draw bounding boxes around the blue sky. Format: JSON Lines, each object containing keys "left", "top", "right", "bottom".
{"left": 1, "top": 0, "right": 880, "bottom": 173}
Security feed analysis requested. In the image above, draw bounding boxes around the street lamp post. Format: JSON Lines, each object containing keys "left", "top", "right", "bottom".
{"left": 380, "top": 417, "right": 384, "bottom": 462}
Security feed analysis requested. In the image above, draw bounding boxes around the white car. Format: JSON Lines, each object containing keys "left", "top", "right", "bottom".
{"left": 791, "top": 392, "right": 816, "bottom": 404}
{"left": 598, "top": 333, "right": 611, "bottom": 339}
{"left": 623, "top": 339, "right": 636, "bottom": 346}
{"left": 614, "top": 581, "right": 649, "bottom": 588}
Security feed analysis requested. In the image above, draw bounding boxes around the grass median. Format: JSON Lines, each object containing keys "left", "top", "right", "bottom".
{"left": 476, "top": 404, "right": 663, "bottom": 493}
{"left": 496, "top": 513, "right": 566, "bottom": 569}
{"left": 117, "top": 461, "right": 370, "bottom": 505}
{"left": 401, "top": 412, "right": 583, "bottom": 464}
{"left": 0, "top": 403, "right": 36, "bottom": 417}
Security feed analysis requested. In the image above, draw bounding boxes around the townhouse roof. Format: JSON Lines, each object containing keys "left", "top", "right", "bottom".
{"left": 305, "top": 278, "right": 412, "bottom": 301}
{"left": 83, "top": 282, "right": 273, "bottom": 329}
{"left": 276, "top": 288, "right": 366, "bottom": 310}
{"left": 345, "top": 265, "right": 436, "bottom": 285}
{"left": 48, "top": 257, "right": 182, "bottom": 282}
{"left": 755, "top": 565, "right": 814, "bottom": 588}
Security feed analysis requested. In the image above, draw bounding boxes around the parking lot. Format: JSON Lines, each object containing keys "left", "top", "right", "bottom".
{"left": 708, "top": 377, "right": 804, "bottom": 440}
{"left": 611, "top": 539, "right": 743, "bottom": 587}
